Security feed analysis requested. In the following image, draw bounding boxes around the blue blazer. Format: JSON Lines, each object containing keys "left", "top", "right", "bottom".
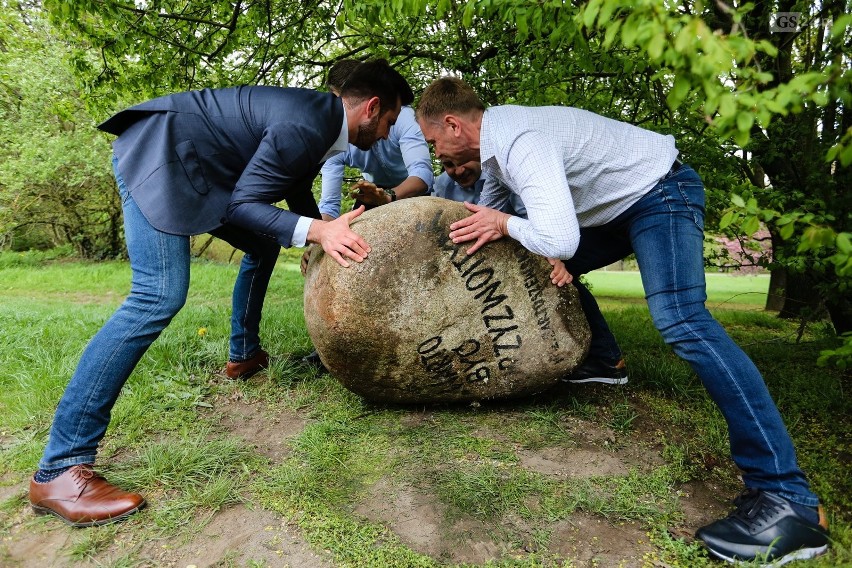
{"left": 98, "top": 86, "right": 344, "bottom": 245}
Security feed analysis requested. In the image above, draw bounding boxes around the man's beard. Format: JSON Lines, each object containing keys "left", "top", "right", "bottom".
{"left": 352, "top": 113, "right": 380, "bottom": 150}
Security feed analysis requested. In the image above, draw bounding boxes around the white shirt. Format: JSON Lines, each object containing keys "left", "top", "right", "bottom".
{"left": 479, "top": 105, "right": 679, "bottom": 259}
{"left": 291, "top": 105, "right": 350, "bottom": 247}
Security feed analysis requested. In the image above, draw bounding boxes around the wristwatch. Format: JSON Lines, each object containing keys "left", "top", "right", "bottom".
{"left": 383, "top": 188, "right": 397, "bottom": 202}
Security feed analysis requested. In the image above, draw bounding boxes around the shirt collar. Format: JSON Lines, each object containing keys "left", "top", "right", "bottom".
{"left": 479, "top": 108, "right": 496, "bottom": 165}
{"left": 321, "top": 102, "right": 348, "bottom": 163}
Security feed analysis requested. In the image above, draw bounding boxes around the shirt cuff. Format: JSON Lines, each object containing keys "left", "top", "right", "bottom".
{"left": 292, "top": 216, "right": 314, "bottom": 248}
{"left": 506, "top": 215, "right": 523, "bottom": 242}
{"left": 318, "top": 204, "right": 340, "bottom": 219}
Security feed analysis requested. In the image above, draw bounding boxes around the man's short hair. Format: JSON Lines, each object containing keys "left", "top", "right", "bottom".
{"left": 339, "top": 59, "right": 414, "bottom": 112}
{"left": 417, "top": 77, "right": 485, "bottom": 123}
{"left": 326, "top": 59, "right": 361, "bottom": 93}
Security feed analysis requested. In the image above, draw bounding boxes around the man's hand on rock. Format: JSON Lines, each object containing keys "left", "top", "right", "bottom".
{"left": 349, "top": 180, "right": 390, "bottom": 206}
{"left": 448, "top": 202, "right": 510, "bottom": 255}
{"left": 547, "top": 257, "right": 573, "bottom": 287}
{"left": 300, "top": 246, "right": 313, "bottom": 277}
{"left": 306, "top": 206, "right": 371, "bottom": 268}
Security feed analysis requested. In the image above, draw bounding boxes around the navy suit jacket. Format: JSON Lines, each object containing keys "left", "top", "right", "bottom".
{"left": 98, "top": 86, "right": 344, "bottom": 245}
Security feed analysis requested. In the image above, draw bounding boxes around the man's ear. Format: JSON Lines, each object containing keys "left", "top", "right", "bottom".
{"left": 445, "top": 115, "right": 463, "bottom": 137}
{"left": 365, "top": 96, "right": 381, "bottom": 118}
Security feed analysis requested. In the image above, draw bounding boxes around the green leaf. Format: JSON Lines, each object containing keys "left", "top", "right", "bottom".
{"left": 647, "top": 32, "right": 665, "bottom": 60}
{"left": 826, "top": 144, "right": 841, "bottom": 162}
{"left": 603, "top": 19, "right": 622, "bottom": 48}
{"left": 741, "top": 216, "right": 760, "bottom": 236}
{"left": 840, "top": 143, "right": 852, "bottom": 167}
{"left": 831, "top": 14, "right": 852, "bottom": 38}
{"left": 582, "top": 0, "right": 602, "bottom": 28}
{"left": 734, "top": 129, "right": 750, "bottom": 147}
{"left": 517, "top": 13, "right": 528, "bottom": 37}
{"left": 667, "top": 74, "right": 691, "bottom": 110}
{"left": 621, "top": 16, "right": 638, "bottom": 46}
{"left": 731, "top": 194, "right": 745, "bottom": 207}
{"left": 779, "top": 222, "right": 796, "bottom": 240}
{"left": 736, "top": 111, "right": 754, "bottom": 133}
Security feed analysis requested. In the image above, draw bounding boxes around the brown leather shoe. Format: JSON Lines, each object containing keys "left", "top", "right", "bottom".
{"left": 29, "top": 464, "right": 146, "bottom": 527}
{"left": 225, "top": 349, "right": 269, "bottom": 379}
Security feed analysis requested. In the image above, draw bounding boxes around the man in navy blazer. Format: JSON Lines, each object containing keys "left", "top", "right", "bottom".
{"left": 28, "top": 60, "right": 411, "bottom": 527}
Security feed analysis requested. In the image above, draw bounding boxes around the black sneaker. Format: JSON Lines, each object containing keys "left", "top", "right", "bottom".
{"left": 563, "top": 358, "right": 628, "bottom": 385}
{"left": 696, "top": 489, "right": 829, "bottom": 566}
{"left": 301, "top": 349, "right": 328, "bottom": 374}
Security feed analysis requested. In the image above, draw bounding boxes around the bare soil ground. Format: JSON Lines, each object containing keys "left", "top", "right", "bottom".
{"left": 1, "top": 392, "right": 729, "bottom": 567}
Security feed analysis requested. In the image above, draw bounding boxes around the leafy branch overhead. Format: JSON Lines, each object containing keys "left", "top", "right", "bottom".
{"left": 4, "top": 0, "right": 851, "bottom": 364}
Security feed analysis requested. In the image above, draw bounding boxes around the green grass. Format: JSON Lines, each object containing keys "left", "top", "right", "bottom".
{"left": 584, "top": 270, "right": 771, "bottom": 309}
{"left": 1, "top": 255, "right": 849, "bottom": 567}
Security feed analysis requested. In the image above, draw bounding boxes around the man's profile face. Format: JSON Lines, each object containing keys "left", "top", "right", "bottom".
{"left": 443, "top": 160, "right": 481, "bottom": 188}
{"left": 418, "top": 117, "right": 473, "bottom": 168}
{"left": 352, "top": 98, "right": 401, "bottom": 150}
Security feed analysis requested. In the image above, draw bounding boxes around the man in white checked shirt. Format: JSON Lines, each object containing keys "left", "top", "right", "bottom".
{"left": 416, "top": 77, "right": 829, "bottom": 566}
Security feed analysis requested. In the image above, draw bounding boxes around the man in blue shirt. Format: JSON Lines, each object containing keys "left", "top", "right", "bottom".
{"left": 304, "top": 60, "right": 435, "bottom": 370}
{"left": 432, "top": 159, "right": 628, "bottom": 385}
{"left": 318, "top": 59, "right": 434, "bottom": 219}
{"left": 433, "top": 159, "right": 526, "bottom": 217}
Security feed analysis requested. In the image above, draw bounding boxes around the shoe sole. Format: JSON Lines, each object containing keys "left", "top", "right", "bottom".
{"left": 32, "top": 500, "right": 146, "bottom": 528}
{"left": 225, "top": 367, "right": 266, "bottom": 380}
{"left": 566, "top": 377, "right": 629, "bottom": 385}
{"left": 706, "top": 544, "right": 828, "bottom": 567}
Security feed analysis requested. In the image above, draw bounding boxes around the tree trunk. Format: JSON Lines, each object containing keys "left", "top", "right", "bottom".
{"left": 766, "top": 267, "right": 786, "bottom": 312}
{"left": 765, "top": 230, "right": 786, "bottom": 311}
{"left": 777, "top": 271, "right": 824, "bottom": 320}
{"left": 825, "top": 269, "right": 852, "bottom": 335}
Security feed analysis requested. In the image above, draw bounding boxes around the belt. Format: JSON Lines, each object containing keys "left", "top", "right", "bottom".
{"left": 663, "top": 157, "right": 684, "bottom": 179}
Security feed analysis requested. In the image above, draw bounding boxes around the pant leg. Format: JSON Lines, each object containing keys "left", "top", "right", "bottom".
{"left": 624, "top": 166, "right": 817, "bottom": 506}
{"left": 40, "top": 158, "right": 190, "bottom": 469}
{"left": 563, "top": 226, "right": 634, "bottom": 363}
{"left": 208, "top": 225, "right": 280, "bottom": 361}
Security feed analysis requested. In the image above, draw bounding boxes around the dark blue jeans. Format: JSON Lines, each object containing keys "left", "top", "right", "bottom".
{"left": 565, "top": 165, "right": 817, "bottom": 506}
{"left": 39, "top": 157, "right": 279, "bottom": 469}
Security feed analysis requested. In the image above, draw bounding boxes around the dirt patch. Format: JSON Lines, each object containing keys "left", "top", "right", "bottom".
{"left": 209, "top": 396, "right": 308, "bottom": 461}
{"left": 140, "top": 503, "right": 333, "bottom": 567}
{"left": 549, "top": 512, "right": 652, "bottom": 567}
{"left": 671, "top": 481, "right": 729, "bottom": 540}
{"left": 1, "top": 384, "right": 732, "bottom": 567}
{"left": 355, "top": 478, "right": 447, "bottom": 557}
{"left": 517, "top": 446, "right": 630, "bottom": 477}
{"left": 1, "top": 494, "right": 80, "bottom": 568}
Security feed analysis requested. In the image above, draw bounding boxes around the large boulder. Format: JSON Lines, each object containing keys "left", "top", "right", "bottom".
{"left": 303, "top": 197, "right": 590, "bottom": 404}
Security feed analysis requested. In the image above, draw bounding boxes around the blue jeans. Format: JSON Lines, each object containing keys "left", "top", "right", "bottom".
{"left": 565, "top": 165, "right": 817, "bottom": 507}
{"left": 39, "top": 158, "right": 279, "bottom": 469}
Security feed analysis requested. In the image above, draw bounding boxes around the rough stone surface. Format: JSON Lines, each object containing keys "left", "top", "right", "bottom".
{"left": 303, "top": 197, "right": 590, "bottom": 403}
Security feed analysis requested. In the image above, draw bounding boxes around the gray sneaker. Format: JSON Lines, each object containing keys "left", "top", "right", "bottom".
{"left": 696, "top": 489, "right": 829, "bottom": 566}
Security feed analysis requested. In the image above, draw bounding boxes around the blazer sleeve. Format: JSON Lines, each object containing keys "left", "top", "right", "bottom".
{"left": 225, "top": 122, "right": 325, "bottom": 246}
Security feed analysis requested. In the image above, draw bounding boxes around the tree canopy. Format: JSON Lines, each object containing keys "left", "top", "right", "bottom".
{"left": 2, "top": 0, "right": 850, "bottom": 365}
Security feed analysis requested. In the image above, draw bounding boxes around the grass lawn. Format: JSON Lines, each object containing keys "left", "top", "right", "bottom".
{"left": 584, "top": 270, "right": 771, "bottom": 308}
{"left": 0, "top": 255, "right": 849, "bottom": 567}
